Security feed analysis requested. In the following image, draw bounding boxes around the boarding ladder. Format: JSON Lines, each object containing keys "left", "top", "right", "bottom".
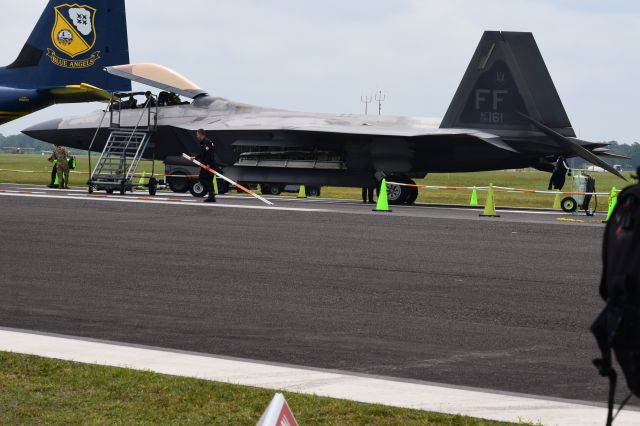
{"left": 87, "top": 93, "right": 159, "bottom": 195}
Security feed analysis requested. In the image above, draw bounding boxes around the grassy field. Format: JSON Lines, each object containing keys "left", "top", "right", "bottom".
{"left": 0, "top": 351, "right": 524, "bottom": 425}
{"left": 0, "top": 153, "right": 632, "bottom": 210}
{"left": 0, "top": 153, "right": 162, "bottom": 188}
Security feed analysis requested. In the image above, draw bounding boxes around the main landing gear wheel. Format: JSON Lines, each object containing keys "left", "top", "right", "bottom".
{"left": 168, "top": 172, "right": 189, "bottom": 193}
{"left": 561, "top": 196, "right": 578, "bottom": 213}
{"left": 189, "top": 181, "right": 206, "bottom": 197}
{"left": 405, "top": 185, "right": 419, "bottom": 205}
{"left": 385, "top": 175, "right": 418, "bottom": 205}
{"left": 261, "top": 184, "right": 282, "bottom": 196}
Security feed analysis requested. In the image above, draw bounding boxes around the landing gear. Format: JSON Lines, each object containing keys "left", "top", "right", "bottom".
{"left": 261, "top": 184, "right": 282, "bottom": 196}
{"left": 385, "top": 175, "right": 418, "bottom": 205}
{"left": 405, "top": 185, "right": 419, "bottom": 205}
{"left": 167, "top": 171, "right": 189, "bottom": 193}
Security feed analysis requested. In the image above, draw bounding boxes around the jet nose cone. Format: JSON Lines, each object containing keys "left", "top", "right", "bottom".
{"left": 22, "top": 118, "right": 63, "bottom": 143}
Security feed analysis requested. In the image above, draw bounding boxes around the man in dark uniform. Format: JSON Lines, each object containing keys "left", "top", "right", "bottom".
{"left": 195, "top": 129, "right": 217, "bottom": 202}
{"left": 361, "top": 185, "right": 375, "bottom": 204}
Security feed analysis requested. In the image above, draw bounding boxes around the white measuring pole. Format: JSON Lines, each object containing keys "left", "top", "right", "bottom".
{"left": 182, "top": 153, "right": 274, "bottom": 206}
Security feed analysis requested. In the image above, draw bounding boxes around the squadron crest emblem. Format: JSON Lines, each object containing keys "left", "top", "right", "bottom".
{"left": 48, "top": 4, "right": 100, "bottom": 68}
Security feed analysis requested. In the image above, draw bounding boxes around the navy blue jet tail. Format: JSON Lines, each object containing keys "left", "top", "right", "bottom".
{"left": 0, "top": 0, "right": 131, "bottom": 93}
{"left": 0, "top": 0, "right": 131, "bottom": 123}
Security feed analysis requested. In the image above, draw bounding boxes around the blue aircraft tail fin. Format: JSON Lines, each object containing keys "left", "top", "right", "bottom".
{"left": 2, "top": 0, "right": 131, "bottom": 93}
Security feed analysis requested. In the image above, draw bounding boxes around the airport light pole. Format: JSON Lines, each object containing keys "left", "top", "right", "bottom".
{"left": 375, "top": 90, "right": 386, "bottom": 116}
{"left": 361, "top": 95, "right": 373, "bottom": 115}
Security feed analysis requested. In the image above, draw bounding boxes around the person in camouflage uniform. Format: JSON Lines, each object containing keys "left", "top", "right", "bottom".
{"left": 48, "top": 144, "right": 70, "bottom": 189}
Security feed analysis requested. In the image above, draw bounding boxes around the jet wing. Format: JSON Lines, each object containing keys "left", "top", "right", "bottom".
{"left": 105, "top": 63, "right": 208, "bottom": 99}
{"left": 174, "top": 113, "right": 519, "bottom": 152}
{"left": 46, "top": 83, "right": 116, "bottom": 103}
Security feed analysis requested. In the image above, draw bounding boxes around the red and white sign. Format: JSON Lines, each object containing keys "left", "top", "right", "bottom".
{"left": 256, "top": 393, "right": 299, "bottom": 426}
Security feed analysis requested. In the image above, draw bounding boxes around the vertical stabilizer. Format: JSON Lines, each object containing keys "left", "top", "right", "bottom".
{"left": 1, "top": 0, "right": 130, "bottom": 92}
{"left": 440, "top": 31, "right": 574, "bottom": 137}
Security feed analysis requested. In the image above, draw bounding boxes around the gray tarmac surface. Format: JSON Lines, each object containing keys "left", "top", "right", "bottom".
{"left": 0, "top": 184, "right": 614, "bottom": 404}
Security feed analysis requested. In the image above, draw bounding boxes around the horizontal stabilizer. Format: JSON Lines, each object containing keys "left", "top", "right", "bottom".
{"left": 105, "top": 63, "right": 207, "bottom": 98}
{"left": 591, "top": 151, "right": 631, "bottom": 160}
{"left": 47, "top": 83, "right": 115, "bottom": 103}
{"left": 520, "top": 113, "right": 626, "bottom": 181}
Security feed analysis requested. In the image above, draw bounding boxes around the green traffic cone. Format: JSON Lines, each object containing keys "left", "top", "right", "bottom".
{"left": 553, "top": 190, "right": 562, "bottom": 209}
{"left": 137, "top": 171, "right": 147, "bottom": 189}
{"left": 607, "top": 186, "right": 617, "bottom": 209}
{"left": 603, "top": 188, "right": 618, "bottom": 223}
{"left": 479, "top": 184, "right": 500, "bottom": 217}
{"left": 297, "top": 185, "right": 307, "bottom": 198}
{"left": 470, "top": 186, "right": 479, "bottom": 206}
{"left": 373, "top": 178, "right": 391, "bottom": 212}
{"left": 213, "top": 175, "right": 219, "bottom": 194}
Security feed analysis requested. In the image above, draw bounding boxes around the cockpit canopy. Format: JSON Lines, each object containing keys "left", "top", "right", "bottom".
{"left": 105, "top": 63, "right": 208, "bottom": 99}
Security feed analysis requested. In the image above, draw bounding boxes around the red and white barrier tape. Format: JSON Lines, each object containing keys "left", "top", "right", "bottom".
{"left": 182, "top": 153, "right": 274, "bottom": 206}
{"left": 385, "top": 181, "right": 618, "bottom": 197}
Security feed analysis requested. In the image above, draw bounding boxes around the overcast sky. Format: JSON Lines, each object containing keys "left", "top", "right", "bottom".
{"left": 1, "top": 0, "right": 639, "bottom": 143}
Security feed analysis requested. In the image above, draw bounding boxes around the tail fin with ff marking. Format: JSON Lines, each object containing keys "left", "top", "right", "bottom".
{"left": 440, "top": 31, "right": 574, "bottom": 137}
{"left": 0, "top": 0, "right": 131, "bottom": 92}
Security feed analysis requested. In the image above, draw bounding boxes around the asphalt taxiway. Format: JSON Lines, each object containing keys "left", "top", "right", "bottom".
{"left": 0, "top": 184, "right": 615, "bottom": 406}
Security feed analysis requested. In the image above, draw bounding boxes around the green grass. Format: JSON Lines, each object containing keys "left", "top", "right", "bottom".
{"left": 0, "top": 153, "right": 632, "bottom": 210}
{"left": 0, "top": 351, "right": 523, "bottom": 425}
{"left": 0, "top": 153, "right": 162, "bottom": 188}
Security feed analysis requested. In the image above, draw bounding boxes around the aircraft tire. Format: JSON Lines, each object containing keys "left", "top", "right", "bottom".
{"left": 307, "top": 186, "right": 321, "bottom": 197}
{"left": 264, "top": 185, "right": 282, "bottom": 196}
{"left": 385, "top": 175, "right": 411, "bottom": 205}
{"left": 168, "top": 172, "right": 189, "bottom": 193}
{"left": 405, "top": 183, "right": 419, "bottom": 205}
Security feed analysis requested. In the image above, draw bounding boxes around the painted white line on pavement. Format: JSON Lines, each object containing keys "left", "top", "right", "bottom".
{"left": 0, "top": 187, "right": 599, "bottom": 222}
{"left": 0, "top": 191, "right": 334, "bottom": 213}
{"left": 2, "top": 184, "right": 571, "bottom": 215}
{"left": 0, "top": 328, "right": 635, "bottom": 426}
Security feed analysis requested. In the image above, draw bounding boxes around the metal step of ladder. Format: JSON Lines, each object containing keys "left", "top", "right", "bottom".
{"left": 88, "top": 129, "right": 150, "bottom": 193}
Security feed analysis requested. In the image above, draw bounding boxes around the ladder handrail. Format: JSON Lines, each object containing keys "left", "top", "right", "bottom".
{"left": 90, "top": 131, "right": 149, "bottom": 181}
{"left": 88, "top": 104, "right": 110, "bottom": 179}
{"left": 124, "top": 108, "right": 151, "bottom": 178}
{"left": 89, "top": 93, "right": 158, "bottom": 190}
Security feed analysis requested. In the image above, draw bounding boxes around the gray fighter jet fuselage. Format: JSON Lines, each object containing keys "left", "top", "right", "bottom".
{"left": 23, "top": 31, "right": 625, "bottom": 204}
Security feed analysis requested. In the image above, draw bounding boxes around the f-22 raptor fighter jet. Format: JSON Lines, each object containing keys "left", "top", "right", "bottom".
{"left": 24, "top": 31, "right": 626, "bottom": 204}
